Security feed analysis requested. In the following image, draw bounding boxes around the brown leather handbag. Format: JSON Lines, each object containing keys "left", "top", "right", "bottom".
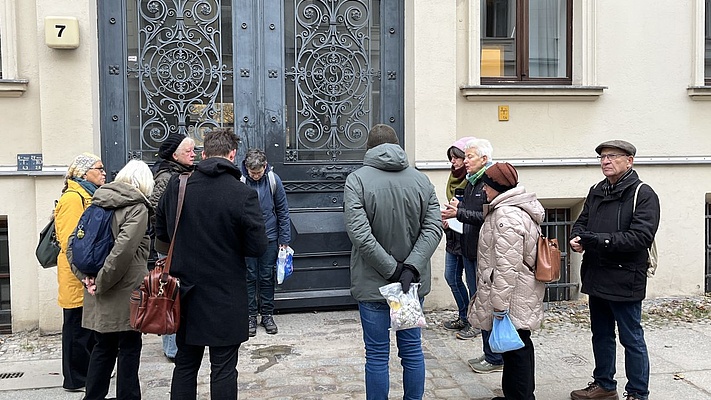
{"left": 130, "top": 173, "right": 189, "bottom": 335}
{"left": 534, "top": 234, "right": 561, "bottom": 283}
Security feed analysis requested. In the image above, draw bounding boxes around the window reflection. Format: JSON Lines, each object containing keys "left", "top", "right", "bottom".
{"left": 528, "top": 0, "right": 567, "bottom": 78}
{"left": 481, "top": 0, "right": 569, "bottom": 81}
{"left": 481, "top": 0, "right": 517, "bottom": 77}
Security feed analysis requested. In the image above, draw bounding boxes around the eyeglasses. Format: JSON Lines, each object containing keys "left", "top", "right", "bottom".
{"left": 596, "top": 154, "right": 628, "bottom": 161}
{"left": 89, "top": 167, "right": 106, "bottom": 172}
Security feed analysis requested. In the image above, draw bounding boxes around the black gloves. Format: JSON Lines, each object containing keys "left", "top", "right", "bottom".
{"left": 577, "top": 231, "right": 612, "bottom": 250}
{"left": 388, "top": 262, "right": 420, "bottom": 293}
{"left": 399, "top": 264, "right": 419, "bottom": 293}
{"left": 577, "top": 231, "right": 599, "bottom": 248}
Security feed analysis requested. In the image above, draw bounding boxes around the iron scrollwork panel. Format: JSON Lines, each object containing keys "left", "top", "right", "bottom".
{"left": 285, "top": 0, "right": 381, "bottom": 162}
{"left": 125, "top": 0, "right": 234, "bottom": 163}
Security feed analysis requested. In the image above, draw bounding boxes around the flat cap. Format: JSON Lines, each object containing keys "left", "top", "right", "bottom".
{"left": 595, "top": 140, "right": 636, "bottom": 156}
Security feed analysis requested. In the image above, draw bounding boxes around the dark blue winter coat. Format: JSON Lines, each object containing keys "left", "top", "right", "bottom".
{"left": 240, "top": 162, "right": 291, "bottom": 245}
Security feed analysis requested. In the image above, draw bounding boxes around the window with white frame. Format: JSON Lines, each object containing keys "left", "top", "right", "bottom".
{"left": 462, "top": 0, "right": 603, "bottom": 99}
{"left": 0, "top": 4, "right": 5, "bottom": 80}
{"left": 481, "top": 0, "right": 572, "bottom": 84}
{"left": 0, "top": 0, "right": 27, "bottom": 97}
{"left": 0, "top": 27, "right": 4, "bottom": 79}
{"left": 0, "top": 0, "right": 17, "bottom": 80}
{"left": 706, "top": 0, "right": 711, "bottom": 85}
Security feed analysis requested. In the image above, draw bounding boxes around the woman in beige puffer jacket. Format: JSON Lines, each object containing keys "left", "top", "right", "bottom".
{"left": 470, "top": 162, "right": 545, "bottom": 400}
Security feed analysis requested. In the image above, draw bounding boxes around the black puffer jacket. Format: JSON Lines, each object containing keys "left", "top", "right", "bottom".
{"left": 571, "top": 170, "right": 660, "bottom": 302}
{"left": 456, "top": 179, "right": 486, "bottom": 261}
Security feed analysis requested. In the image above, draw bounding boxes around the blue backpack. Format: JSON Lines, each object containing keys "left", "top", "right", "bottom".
{"left": 68, "top": 204, "right": 115, "bottom": 275}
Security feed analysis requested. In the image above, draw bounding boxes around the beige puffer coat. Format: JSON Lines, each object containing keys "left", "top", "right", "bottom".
{"left": 470, "top": 185, "right": 546, "bottom": 332}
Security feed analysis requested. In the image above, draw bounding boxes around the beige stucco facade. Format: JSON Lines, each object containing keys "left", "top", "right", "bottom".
{"left": 1, "top": 0, "right": 709, "bottom": 333}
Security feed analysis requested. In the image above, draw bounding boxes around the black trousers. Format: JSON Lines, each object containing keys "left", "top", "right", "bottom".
{"left": 61, "top": 307, "right": 94, "bottom": 390}
{"left": 84, "top": 330, "right": 142, "bottom": 400}
{"left": 170, "top": 327, "right": 240, "bottom": 400}
{"left": 501, "top": 329, "right": 535, "bottom": 400}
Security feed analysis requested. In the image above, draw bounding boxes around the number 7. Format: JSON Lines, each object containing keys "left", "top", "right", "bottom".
{"left": 55, "top": 24, "right": 66, "bottom": 38}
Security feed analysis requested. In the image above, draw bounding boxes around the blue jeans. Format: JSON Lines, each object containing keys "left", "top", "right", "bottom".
{"left": 462, "top": 257, "right": 502, "bottom": 365}
{"left": 246, "top": 240, "right": 278, "bottom": 316}
{"left": 157, "top": 251, "right": 178, "bottom": 358}
{"left": 162, "top": 334, "right": 177, "bottom": 358}
{"left": 589, "top": 296, "right": 649, "bottom": 400}
{"left": 482, "top": 328, "right": 503, "bottom": 365}
{"left": 444, "top": 251, "right": 468, "bottom": 321}
{"left": 358, "top": 301, "right": 425, "bottom": 400}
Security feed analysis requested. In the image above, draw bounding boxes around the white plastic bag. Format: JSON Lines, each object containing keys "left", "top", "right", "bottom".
{"left": 378, "top": 282, "right": 427, "bottom": 331}
{"left": 276, "top": 246, "right": 294, "bottom": 284}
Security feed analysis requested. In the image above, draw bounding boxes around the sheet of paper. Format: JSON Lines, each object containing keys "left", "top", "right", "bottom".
{"left": 446, "top": 218, "right": 463, "bottom": 234}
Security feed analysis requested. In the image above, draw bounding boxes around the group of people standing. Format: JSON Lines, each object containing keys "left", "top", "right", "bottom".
{"left": 53, "top": 128, "right": 290, "bottom": 399}
{"left": 51, "top": 123, "right": 659, "bottom": 400}
{"left": 346, "top": 125, "right": 659, "bottom": 400}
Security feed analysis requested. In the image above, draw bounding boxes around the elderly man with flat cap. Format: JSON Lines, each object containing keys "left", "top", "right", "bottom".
{"left": 569, "top": 140, "right": 660, "bottom": 400}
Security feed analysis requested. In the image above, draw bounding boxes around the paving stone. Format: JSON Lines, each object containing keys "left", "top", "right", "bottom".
{"left": 1, "top": 297, "right": 711, "bottom": 399}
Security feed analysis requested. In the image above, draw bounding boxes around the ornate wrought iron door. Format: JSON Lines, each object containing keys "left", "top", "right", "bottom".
{"left": 233, "top": 0, "right": 403, "bottom": 308}
{"left": 99, "top": 0, "right": 235, "bottom": 175}
{"left": 99, "top": 0, "right": 404, "bottom": 309}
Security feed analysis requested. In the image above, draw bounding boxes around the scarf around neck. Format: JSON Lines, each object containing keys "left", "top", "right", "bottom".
{"left": 466, "top": 161, "right": 493, "bottom": 186}
{"left": 446, "top": 173, "right": 468, "bottom": 202}
{"left": 601, "top": 168, "right": 634, "bottom": 196}
{"left": 72, "top": 177, "right": 99, "bottom": 196}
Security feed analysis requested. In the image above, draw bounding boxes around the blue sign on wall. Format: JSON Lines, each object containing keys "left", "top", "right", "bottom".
{"left": 17, "top": 154, "right": 43, "bottom": 171}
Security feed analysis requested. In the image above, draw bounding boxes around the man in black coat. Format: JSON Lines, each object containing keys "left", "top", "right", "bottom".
{"left": 569, "top": 140, "right": 660, "bottom": 400}
{"left": 156, "top": 128, "right": 268, "bottom": 399}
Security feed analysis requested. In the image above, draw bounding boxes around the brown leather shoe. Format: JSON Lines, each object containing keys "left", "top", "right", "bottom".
{"left": 570, "top": 382, "right": 619, "bottom": 400}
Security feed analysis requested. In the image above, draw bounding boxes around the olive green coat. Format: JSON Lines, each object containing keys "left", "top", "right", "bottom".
{"left": 70, "top": 181, "right": 150, "bottom": 333}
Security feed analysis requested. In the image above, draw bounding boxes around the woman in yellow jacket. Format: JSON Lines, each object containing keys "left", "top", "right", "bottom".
{"left": 54, "top": 152, "right": 105, "bottom": 391}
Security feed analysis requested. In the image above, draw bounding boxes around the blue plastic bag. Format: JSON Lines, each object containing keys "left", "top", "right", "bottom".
{"left": 276, "top": 246, "right": 294, "bottom": 284}
{"left": 488, "top": 310, "right": 525, "bottom": 353}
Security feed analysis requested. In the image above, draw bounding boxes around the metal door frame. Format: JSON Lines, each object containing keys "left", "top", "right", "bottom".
{"left": 98, "top": 0, "right": 129, "bottom": 179}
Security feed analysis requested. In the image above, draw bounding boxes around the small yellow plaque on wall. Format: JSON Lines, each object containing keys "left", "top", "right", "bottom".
{"left": 498, "top": 105, "right": 509, "bottom": 121}
{"left": 45, "top": 17, "right": 80, "bottom": 49}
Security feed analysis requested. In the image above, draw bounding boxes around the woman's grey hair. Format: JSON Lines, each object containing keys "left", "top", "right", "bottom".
{"left": 175, "top": 137, "right": 196, "bottom": 156}
{"left": 464, "top": 138, "right": 494, "bottom": 160}
{"left": 244, "top": 148, "right": 268, "bottom": 170}
{"left": 114, "top": 160, "right": 155, "bottom": 197}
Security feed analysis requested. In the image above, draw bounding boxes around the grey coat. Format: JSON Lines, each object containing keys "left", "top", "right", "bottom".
{"left": 344, "top": 144, "right": 443, "bottom": 302}
{"left": 71, "top": 181, "right": 150, "bottom": 333}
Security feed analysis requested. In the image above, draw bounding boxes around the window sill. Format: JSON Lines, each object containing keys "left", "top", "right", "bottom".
{"left": 687, "top": 86, "right": 711, "bottom": 100}
{"left": 0, "top": 79, "right": 29, "bottom": 97}
{"left": 460, "top": 85, "right": 606, "bottom": 101}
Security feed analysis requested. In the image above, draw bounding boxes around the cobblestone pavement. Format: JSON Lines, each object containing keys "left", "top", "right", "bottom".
{"left": 0, "top": 296, "right": 710, "bottom": 399}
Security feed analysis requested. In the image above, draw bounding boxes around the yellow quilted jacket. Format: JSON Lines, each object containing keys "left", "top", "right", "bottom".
{"left": 54, "top": 180, "right": 92, "bottom": 309}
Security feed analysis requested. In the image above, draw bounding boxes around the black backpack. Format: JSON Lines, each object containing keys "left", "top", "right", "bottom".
{"left": 68, "top": 204, "right": 115, "bottom": 275}
{"left": 36, "top": 190, "right": 86, "bottom": 268}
